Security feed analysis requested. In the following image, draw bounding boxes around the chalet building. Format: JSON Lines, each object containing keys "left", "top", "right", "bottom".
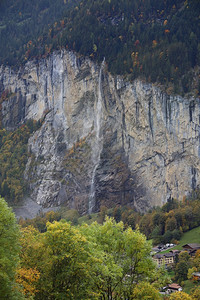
{"left": 192, "top": 272, "right": 200, "bottom": 281}
{"left": 153, "top": 252, "right": 176, "bottom": 267}
{"left": 167, "top": 283, "right": 182, "bottom": 292}
{"left": 161, "top": 283, "right": 183, "bottom": 295}
{"left": 182, "top": 243, "right": 200, "bottom": 250}
{"left": 182, "top": 243, "right": 200, "bottom": 256}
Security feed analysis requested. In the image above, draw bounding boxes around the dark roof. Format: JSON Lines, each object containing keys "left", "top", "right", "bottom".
{"left": 152, "top": 247, "right": 160, "bottom": 251}
{"left": 170, "top": 250, "right": 180, "bottom": 254}
{"left": 182, "top": 243, "right": 200, "bottom": 249}
{"left": 153, "top": 254, "right": 163, "bottom": 259}
{"left": 153, "top": 252, "right": 175, "bottom": 259}
{"left": 164, "top": 253, "right": 175, "bottom": 258}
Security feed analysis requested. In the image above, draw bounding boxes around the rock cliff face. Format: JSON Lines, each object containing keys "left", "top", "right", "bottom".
{"left": 0, "top": 50, "right": 200, "bottom": 214}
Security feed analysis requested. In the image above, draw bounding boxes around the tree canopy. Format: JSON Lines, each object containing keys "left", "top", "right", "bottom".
{"left": 14, "top": 217, "right": 166, "bottom": 299}
{"left": 0, "top": 0, "right": 199, "bottom": 96}
{"left": 0, "top": 196, "right": 21, "bottom": 299}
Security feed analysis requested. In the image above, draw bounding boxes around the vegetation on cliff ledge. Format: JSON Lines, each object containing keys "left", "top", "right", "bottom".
{"left": 0, "top": 117, "right": 41, "bottom": 203}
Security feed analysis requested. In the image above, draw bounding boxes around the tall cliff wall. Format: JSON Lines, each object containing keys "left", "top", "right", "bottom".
{"left": 0, "top": 50, "right": 200, "bottom": 214}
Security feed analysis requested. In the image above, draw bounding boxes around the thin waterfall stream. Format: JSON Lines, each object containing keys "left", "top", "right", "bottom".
{"left": 88, "top": 59, "right": 105, "bottom": 214}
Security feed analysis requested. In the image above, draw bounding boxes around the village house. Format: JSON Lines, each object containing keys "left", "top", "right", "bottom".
{"left": 167, "top": 283, "right": 182, "bottom": 293}
{"left": 192, "top": 272, "right": 200, "bottom": 281}
{"left": 153, "top": 252, "right": 176, "bottom": 267}
{"left": 161, "top": 283, "right": 183, "bottom": 295}
{"left": 182, "top": 243, "right": 200, "bottom": 256}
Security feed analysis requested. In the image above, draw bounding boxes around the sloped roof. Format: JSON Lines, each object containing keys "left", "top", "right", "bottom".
{"left": 164, "top": 253, "right": 175, "bottom": 258}
{"left": 182, "top": 243, "right": 200, "bottom": 249}
{"left": 153, "top": 254, "right": 163, "bottom": 259}
{"left": 153, "top": 252, "right": 175, "bottom": 259}
{"left": 168, "top": 283, "right": 182, "bottom": 290}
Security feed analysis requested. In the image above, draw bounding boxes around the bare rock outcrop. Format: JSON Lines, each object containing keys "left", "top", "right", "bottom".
{"left": 0, "top": 50, "right": 199, "bottom": 213}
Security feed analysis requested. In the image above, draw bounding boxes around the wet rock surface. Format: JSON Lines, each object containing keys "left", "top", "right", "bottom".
{"left": 0, "top": 50, "right": 200, "bottom": 214}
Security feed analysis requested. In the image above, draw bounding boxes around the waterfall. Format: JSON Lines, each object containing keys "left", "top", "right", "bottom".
{"left": 88, "top": 59, "right": 105, "bottom": 214}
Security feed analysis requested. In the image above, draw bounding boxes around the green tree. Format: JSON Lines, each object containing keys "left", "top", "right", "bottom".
{"left": 165, "top": 216, "right": 177, "bottom": 232}
{"left": 17, "top": 217, "right": 168, "bottom": 299}
{"left": 175, "top": 251, "right": 191, "bottom": 283}
{"left": 113, "top": 206, "right": 122, "bottom": 222}
{"left": 139, "top": 213, "right": 153, "bottom": 238}
{"left": 98, "top": 205, "right": 108, "bottom": 224}
{"left": 151, "top": 225, "right": 162, "bottom": 245}
{"left": 80, "top": 217, "right": 156, "bottom": 299}
{"left": 40, "top": 221, "right": 95, "bottom": 299}
{"left": 162, "top": 230, "right": 173, "bottom": 244}
{"left": 162, "top": 198, "right": 179, "bottom": 213}
{"left": 172, "top": 228, "right": 182, "bottom": 241}
{"left": 80, "top": 218, "right": 126, "bottom": 299}
{"left": 192, "top": 286, "right": 200, "bottom": 300}
{"left": 0, "top": 196, "right": 21, "bottom": 299}
{"left": 132, "top": 281, "right": 161, "bottom": 300}
{"left": 17, "top": 226, "right": 43, "bottom": 298}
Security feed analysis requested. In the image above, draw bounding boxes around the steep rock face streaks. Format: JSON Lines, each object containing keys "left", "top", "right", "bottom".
{"left": 88, "top": 59, "right": 105, "bottom": 214}
{"left": 0, "top": 50, "right": 199, "bottom": 214}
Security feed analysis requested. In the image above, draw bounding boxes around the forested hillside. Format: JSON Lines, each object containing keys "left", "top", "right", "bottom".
{"left": 1, "top": 2, "right": 200, "bottom": 298}
{"left": 0, "top": 120, "right": 41, "bottom": 203}
{"left": 0, "top": 0, "right": 79, "bottom": 66}
{"left": 0, "top": 0, "right": 200, "bottom": 207}
{"left": 3, "top": 191, "right": 200, "bottom": 298}
{"left": 0, "top": 0, "right": 200, "bottom": 95}
{"left": 19, "top": 189, "right": 200, "bottom": 248}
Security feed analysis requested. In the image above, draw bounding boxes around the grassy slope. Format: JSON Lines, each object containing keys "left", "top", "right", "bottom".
{"left": 171, "top": 226, "right": 200, "bottom": 250}
{"left": 161, "top": 226, "right": 200, "bottom": 253}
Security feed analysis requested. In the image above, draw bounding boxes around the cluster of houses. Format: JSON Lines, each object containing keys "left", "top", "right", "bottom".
{"left": 153, "top": 243, "right": 200, "bottom": 267}
{"left": 152, "top": 243, "right": 200, "bottom": 294}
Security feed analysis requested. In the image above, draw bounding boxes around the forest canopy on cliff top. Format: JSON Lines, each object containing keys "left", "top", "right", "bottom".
{"left": 0, "top": 0, "right": 200, "bottom": 95}
{"left": 0, "top": 0, "right": 199, "bottom": 204}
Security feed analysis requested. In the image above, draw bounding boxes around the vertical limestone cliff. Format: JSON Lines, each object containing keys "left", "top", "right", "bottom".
{"left": 0, "top": 50, "right": 199, "bottom": 214}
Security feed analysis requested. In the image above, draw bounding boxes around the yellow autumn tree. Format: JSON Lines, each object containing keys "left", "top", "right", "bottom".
{"left": 169, "top": 291, "right": 193, "bottom": 300}
{"left": 132, "top": 282, "right": 161, "bottom": 299}
{"left": 16, "top": 267, "right": 40, "bottom": 296}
